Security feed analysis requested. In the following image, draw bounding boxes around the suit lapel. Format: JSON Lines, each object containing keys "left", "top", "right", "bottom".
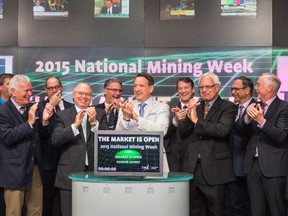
{"left": 204, "top": 97, "right": 221, "bottom": 121}
{"left": 264, "top": 97, "right": 280, "bottom": 118}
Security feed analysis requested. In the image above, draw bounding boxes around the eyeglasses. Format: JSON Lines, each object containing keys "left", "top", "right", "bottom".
{"left": 198, "top": 84, "right": 217, "bottom": 90}
{"left": 75, "top": 91, "right": 92, "bottom": 97}
{"left": 106, "top": 88, "right": 123, "bottom": 93}
{"left": 231, "top": 87, "right": 246, "bottom": 91}
{"left": 46, "top": 85, "right": 61, "bottom": 91}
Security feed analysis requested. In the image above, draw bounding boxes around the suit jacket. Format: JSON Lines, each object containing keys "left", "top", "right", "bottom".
{"left": 241, "top": 97, "right": 288, "bottom": 177}
{"left": 164, "top": 100, "right": 184, "bottom": 171}
{"left": 178, "top": 96, "right": 237, "bottom": 185}
{"left": 0, "top": 99, "right": 48, "bottom": 189}
{"left": 115, "top": 97, "right": 170, "bottom": 172}
{"left": 51, "top": 106, "right": 108, "bottom": 190}
{"left": 229, "top": 98, "right": 256, "bottom": 177}
{"left": 38, "top": 99, "right": 73, "bottom": 171}
{"left": 95, "top": 102, "right": 118, "bottom": 130}
{"left": 115, "top": 97, "right": 170, "bottom": 135}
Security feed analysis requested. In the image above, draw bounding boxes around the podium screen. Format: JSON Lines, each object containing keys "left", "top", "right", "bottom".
{"left": 94, "top": 131, "right": 163, "bottom": 177}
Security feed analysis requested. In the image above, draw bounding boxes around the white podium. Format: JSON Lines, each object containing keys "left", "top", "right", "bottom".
{"left": 69, "top": 172, "right": 193, "bottom": 216}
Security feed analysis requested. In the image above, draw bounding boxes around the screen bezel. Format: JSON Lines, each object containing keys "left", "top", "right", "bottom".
{"left": 94, "top": 130, "right": 164, "bottom": 177}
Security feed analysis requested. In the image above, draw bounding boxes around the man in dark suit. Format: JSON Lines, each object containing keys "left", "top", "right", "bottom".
{"left": 51, "top": 83, "right": 108, "bottom": 216}
{"left": 101, "top": 0, "right": 120, "bottom": 15}
{"left": 164, "top": 77, "right": 195, "bottom": 172}
{"left": 178, "top": 72, "right": 237, "bottom": 216}
{"left": 241, "top": 73, "right": 288, "bottom": 216}
{"left": 0, "top": 74, "right": 53, "bottom": 216}
{"left": 95, "top": 78, "right": 123, "bottom": 130}
{"left": 38, "top": 76, "right": 73, "bottom": 216}
{"left": 228, "top": 76, "right": 255, "bottom": 216}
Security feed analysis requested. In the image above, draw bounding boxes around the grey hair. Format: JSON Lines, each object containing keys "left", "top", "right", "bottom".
{"left": 198, "top": 72, "right": 221, "bottom": 86}
{"left": 260, "top": 73, "right": 281, "bottom": 92}
{"left": 8, "top": 74, "right": 31, "bottom": 95}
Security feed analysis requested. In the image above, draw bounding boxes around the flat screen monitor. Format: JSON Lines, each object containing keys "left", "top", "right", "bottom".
{"left": 94, "top": 0, "right": 129, "bottom": 18}
{"left": 33, "top": 0, "right": 68, "bottom": 19}
{"left": 94, "top": 131, "right": 163, "bottom": 177}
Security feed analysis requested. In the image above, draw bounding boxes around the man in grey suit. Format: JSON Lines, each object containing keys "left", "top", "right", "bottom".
{"left": 178, "top": 72, "right": 237, "bottom": 216}
{"left": 228, "top": 76, "right": 255, "bottom": 216}
{"left": 241, "top": 73, "right": 288, "bottom": 216}
{"left": 51, "top": 83, "right": 108, "bottom": 216}
{"left": 115, "top": 73, "right": 170, "bottom": 172}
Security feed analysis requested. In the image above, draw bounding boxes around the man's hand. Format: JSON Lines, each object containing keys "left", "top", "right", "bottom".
{"left": 28, "top": 103, "right": 38, "bottom": 126}
{"left": 246, "top": 103, "right": 265, "bottom": 125}
{"left": 120, "top": 101, "right": 134, "bottom": 121}
{"left": 49, "top": 91, "right": 63, "bottom": 107}
{"left": 87, "top": 107, "right": 97, "bottom": 126}
{"left": 73, "top": 110, "right": 86, "bottom": 128}
{"left": 187, "top": 98, "right": 200, "bottom": 124}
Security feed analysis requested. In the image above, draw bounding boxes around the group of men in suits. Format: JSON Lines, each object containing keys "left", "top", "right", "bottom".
{"left": 0, "top": 73, "right": 171, "bottom": 216}
{"left": 0, "top": 72, "right": 287, "bottom": 216}
{"left": 165, "top": 72, "right": 288, "bottom": 216}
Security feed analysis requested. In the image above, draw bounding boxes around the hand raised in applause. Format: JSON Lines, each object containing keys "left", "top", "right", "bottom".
{"left": 120, "top": 101, "right": 134, "bottom": 121}
{"left": 86, "top": 106, "right": 98, "bottom": 126}
{"left": 245, "top": 103, "right": 265, "bottom": 125}
{"left": 73, "top": 110, "right": 86, "bottom": 129}
{"left": 187, "top": 98, "right": 200, "bottom": 124}
{"left": 28, "top": 103, "right": 38, "bottom": 126}
{"left": 171, "top": 107, "right": 187, "bottom": 123}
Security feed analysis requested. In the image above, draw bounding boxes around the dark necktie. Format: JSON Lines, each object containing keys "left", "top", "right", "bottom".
{"left": 139, "top": 103, "right": 146, "bottom": 118}
{"left": 108, "top": 109, "right": 116, "bottom": 130}
{"left": 204, "top": 103, "right": 210, "bottom": 119}
{"left": 183, "top": 105, "right": 188, "bottom": 110}
{"left": 55, "top": 104, "right": 61, "bottom": 112}
{"left": 238, "top": 105, "right": 244, "bottom": 118}
{"left": 261, "top": 102, "right": 267, "bottom": 114}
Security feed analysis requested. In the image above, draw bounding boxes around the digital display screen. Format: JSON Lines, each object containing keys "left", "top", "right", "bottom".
{"left": 33, "top": 0, "right": 68, "bottom": 19}
{"left": 221, "top": 0, "right": 257, "bottom": 17}
{"left": 94, "top": 0, "right": 129, "bottom": 18}
{"left": 94, "top": 131, "right": 164, "bottom": 177}
{"left": 160, "top": 0, "right": 195, "bottom": 20}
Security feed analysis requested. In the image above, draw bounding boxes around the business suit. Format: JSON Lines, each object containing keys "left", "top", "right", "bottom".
{"left": 178, "top": 96, "right": 237, "bottom": 216}
{"left": 95, "top": 102, "right": 118, "bottom": 130}
{"left": 51, "top": 105, "right": 107, "bottom": 216}
{"left": 0, "top": 99, "right": 48, "bottom": 215}
{"left": 241, "top": 97, "right": 288, "bottom": 216}
{"left": 101, "top": 6, "right": 120, "bottom": 14}
{"left": 115, "top": 97, "right": 170, "bottom": 172}
{"left": 228, "top": 98, "right": 255, "bottom": 216}
{"left": 164, "top": 99, "right": 185, "bottom": 172}
{"left": 38, "top": 99, "right": 73, "bottom": 216}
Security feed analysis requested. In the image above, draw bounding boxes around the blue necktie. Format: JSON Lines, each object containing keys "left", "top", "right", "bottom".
{"left": 139, "top": 103, "right": 146, "bottom": 118}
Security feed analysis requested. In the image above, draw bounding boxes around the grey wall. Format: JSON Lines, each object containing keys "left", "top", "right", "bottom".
{"left": 0, "top": 0, "right": 287, "bottom": 47}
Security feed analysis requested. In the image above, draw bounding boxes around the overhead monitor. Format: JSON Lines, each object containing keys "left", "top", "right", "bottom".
{"left": 94, "top": 131, "right": 164, "bottom": 177}
{"left": 33, "top": 0, "right": 69, "bottom": 19}
{"left": 221, "top": 0, "right": 257, "bottom": 17}
{"left": 94, "top": 0, "right": 129, "bottom": 18}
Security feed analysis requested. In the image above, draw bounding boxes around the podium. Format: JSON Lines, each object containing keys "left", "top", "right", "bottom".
{"left": 69, "top": 172, "right": 193, "bottom": 216}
